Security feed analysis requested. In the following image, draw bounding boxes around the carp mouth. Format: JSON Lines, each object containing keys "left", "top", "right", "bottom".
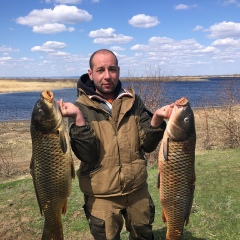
{"left": 41, "top": 90, "right": 54, "bottom": 102}
{"left": 175, "top": 97, "right": 189, "bottom": 107}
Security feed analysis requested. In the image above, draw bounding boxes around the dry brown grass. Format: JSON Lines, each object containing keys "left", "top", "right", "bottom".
{"left": 0, "top": 79, "right": 77, "bottom": 93}
{"left": 0, "top": 120, "right": 80, "bottom": 182}
{"left": 145, "top": 105, "right": 240, "bottom": 165}
{"left": 1, "top": 104, "right": 240, "bottom": 179}
{"left": 195, "top": 105, "right": 240, "bottom": 150}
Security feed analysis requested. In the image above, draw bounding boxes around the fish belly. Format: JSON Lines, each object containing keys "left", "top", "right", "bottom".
{"left": 31, "top": 128, "right": 72, "bottom": 239}
{"left": 159, "top": 134, "right": 195, "bottom": 240}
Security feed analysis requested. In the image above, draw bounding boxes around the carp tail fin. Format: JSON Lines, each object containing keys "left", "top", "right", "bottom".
{"left": 42, "top": 224, "right": 64, "bottom": 240}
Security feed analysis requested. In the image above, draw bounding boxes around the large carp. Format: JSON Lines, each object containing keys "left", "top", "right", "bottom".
{"left": 158, "top": 97, "right": 196, "bottom": 240}
{"left": 30, "top": 90, "right": 75, "bottom": 240}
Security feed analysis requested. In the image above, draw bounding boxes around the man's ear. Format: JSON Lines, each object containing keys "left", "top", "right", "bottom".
{"left": 88, "top": 69, "right": 93, "bottom": 80}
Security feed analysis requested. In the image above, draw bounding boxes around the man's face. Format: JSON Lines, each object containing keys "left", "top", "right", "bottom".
{"left": 88, "top": 52, "right": 120, "bottom": 99}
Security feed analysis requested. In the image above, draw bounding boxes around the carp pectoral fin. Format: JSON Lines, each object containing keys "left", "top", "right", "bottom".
{"left": 30, "top": 157, "right": 33, "bottom": 170}
{"left": 62, "top": 200, "right": 68, "bottom": 215}
{"left": 157, "top": 172, "right": 160, "bottom": 189}
{"left": 162, "top": 207, "right": 167, "bottom": 223}
{"left": 71, "top": 161, "right": 75, "bottom": 179}
{"left": 31, "top": 158, "right": 43, "bottom": 216}
{"left": 163, "top": 137, "right": 169, "bottom": 161}
{"left": 58, "top": 128, "right": 67, "bottom": 153}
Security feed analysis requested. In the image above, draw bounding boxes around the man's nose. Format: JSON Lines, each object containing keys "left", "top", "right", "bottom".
{"left": 104, "top": 70, "right": 111, "bottom": 78}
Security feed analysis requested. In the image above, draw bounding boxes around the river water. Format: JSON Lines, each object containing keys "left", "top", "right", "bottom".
{"left": 0, "top": 77, "right": 239, "bottom": 122}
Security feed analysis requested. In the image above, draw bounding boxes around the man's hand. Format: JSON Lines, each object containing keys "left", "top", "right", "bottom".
{"left": 151, "top": 103, "right": 174, "bottom": 127}
{"left": 58, "top": 99, "right": 85, "bottom": 126}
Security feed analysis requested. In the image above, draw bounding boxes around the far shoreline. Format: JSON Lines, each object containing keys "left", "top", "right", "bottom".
{"left": 1, "top": 75, "right": 239, "bottom": 94}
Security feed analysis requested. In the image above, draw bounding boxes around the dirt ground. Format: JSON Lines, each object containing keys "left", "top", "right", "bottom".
{"left": 0, "top": 120, "right": 31, "bottom": 173}
{"left": 0, "top": 106, "right": 238, "bottom": 182}
{"left": 0, "top": 120, "right": 80, "bottom": 183}
{"left": 0, "top": 111, "right": 204, "bottom": 182}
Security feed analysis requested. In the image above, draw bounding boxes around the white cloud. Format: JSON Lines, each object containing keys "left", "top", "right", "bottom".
{"left": 131, "top": 37, "right": 218, "bottom": 58}
{"left": 223, "top": 0, "right": 236, "bottom": 4}
{"left": 125, "top": 34, "right": 240, "bottom": 76}
{"left": 193, "top": 25, "right": 203, "bottom": 31}
{"left": 110, "top": 46, "right": 125, "bottom": 51}
{"left": 20, "top": 57, "right": 33, "bottom": 61}
{"left": 93, "top": 35, "right": 133, "bottom": 45}
{"left": 134, "top": 53, "right": 143, "bottom": 57}
{"left": 128, "top": 14, "right": 159, "bottom": 28}
{"left": 193, "top": 46, "right": 217, "bottom": 53}
{"left": 222, "top": 0, "right": 240, "bottom": 6}
{"left": 0, "top": 56, "right": 12, "bottom": 61}
{"left": 114, "top": 52, "right": 127, "bottom": 59}
{"left": 45, "top": 0, "right": 83, "bottom": 4}
{"left": 49, "top": 51, "right": 70, "bottom": 57}
{"left": 131, "top": 44, "right": 149, "bottom": 51}
{"left": 89, "top": 28, "right": 115, "bottom": 38}
{"left": 174, "top": 4, "right": 198, "bottom": 10}
{"left": 31, "top": 41, "right": 67, "bottom": 52}
{"left": 0, "top": 46, "right": 19, "bottom": 53}
{"left": 16, "top": 5, "right": 92, "bottom": 34}
{"left": 174, "top": 4, "right": 189, "bottom": 10}
{"left": 226, "top": 59, "right": 235, "bottom": 62}
{"left": 205, "top": 21, "right": 240, "bottom": 38}
{"left": 211, "top": 38, "right": 240, "bottom": 47}
{"left": 148, "top": 37, "right": 174, "bottom": 45}
{"left": 33, "top": 23, "right": 75, "bottom": 34}
{"left": 89, "top": 28, "right": 133, "bottom": 44}
{"left": 16, "top": 5, "right": 92, "bottom": 26}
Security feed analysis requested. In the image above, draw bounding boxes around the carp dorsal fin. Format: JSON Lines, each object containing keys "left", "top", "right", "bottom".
{"left": 58, "top": 127, "right": 68, "bottom": 154}
{"left": 163, "top": 137, "right": 169, "bottom": 161}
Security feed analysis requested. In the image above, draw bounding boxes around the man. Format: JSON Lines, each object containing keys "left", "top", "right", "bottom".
{"left": 58, "top": 49, "right": 173, "bottom": 240}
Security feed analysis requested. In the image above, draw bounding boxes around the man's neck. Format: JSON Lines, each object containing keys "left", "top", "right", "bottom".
{"left": 96, "top": 91, "right": 115, "bottom": 102}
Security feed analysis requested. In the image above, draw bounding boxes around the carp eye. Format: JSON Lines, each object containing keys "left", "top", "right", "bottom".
{"left": 184, "top": 117, "right": 189, "bottom": 122}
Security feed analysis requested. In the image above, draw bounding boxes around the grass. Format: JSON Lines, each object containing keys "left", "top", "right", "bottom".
{"left": 0, "top": 148, "right": 240, "bottom": 239}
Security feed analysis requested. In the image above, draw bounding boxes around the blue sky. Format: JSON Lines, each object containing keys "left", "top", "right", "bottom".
{"left": 0, "top": 0, "right": 240, "bottom": 77}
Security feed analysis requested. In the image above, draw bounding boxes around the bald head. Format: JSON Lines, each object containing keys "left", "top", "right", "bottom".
{"left": 89, "top": 49, "right": 118, "bottom": 70}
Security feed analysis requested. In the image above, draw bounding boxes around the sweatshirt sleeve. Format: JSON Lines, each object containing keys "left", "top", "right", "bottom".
{"left": 137, "top": 96, "right": 167, "bottom": 153}
{"left": 69, "top": 122, "right": 99, "bottom": 163}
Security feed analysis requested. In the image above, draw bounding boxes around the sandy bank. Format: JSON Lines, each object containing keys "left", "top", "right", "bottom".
{"left": 0, "top": 79, "right": 78, "bottom": 93}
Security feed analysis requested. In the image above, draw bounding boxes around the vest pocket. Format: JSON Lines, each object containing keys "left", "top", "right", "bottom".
{"left": 80, "top": 164, "right": 102, "bottom": 176}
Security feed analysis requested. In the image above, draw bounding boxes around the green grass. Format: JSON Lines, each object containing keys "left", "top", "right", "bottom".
{"left": 0, "top": 148, "right": 240, "bottom": 239}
